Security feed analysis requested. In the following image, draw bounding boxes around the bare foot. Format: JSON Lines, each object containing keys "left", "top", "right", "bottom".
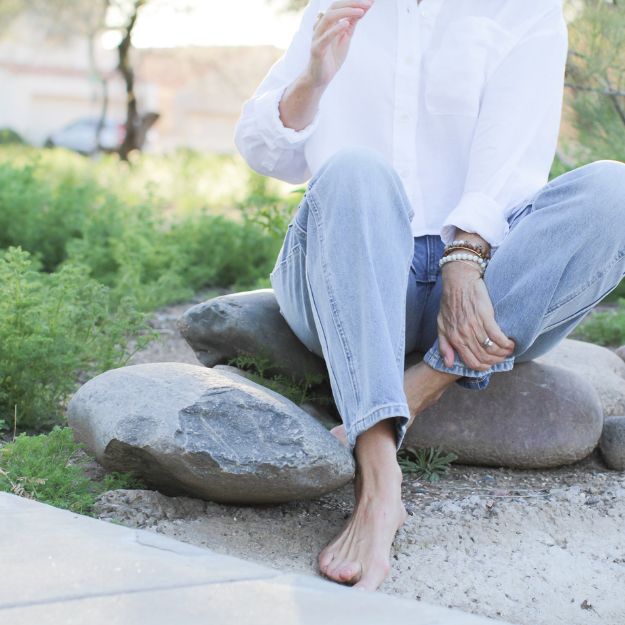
{"left": 318, "top": 420, "right": 407, "bottom": 591}
{"left": 330, "top": 423, "right": 348, "bottom": 446}
{"left": 330, "top": 361, "right": 460, "bottom": 446}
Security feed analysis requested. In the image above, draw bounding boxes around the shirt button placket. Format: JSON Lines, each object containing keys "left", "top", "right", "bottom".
{"left": 393, "top": 0, "right": 421, "bottom": 221}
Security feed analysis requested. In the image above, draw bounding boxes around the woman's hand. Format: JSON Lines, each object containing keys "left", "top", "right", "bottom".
{"left": 305, "top": 0, "right": 374, "bottom": 89}
{"left": 437, "top": 259, "right": 515, "bottom": 372}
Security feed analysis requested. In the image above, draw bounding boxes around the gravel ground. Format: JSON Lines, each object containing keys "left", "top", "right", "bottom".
{"left": 89, "top": 295, "right": 625, "bottom": 625}
{"left": 3, "top": 292, "right": 622, "bottom": 624}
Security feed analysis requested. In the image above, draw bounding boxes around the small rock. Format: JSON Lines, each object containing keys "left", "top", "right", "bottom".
{"left": 94, "top": 489, "right": 207, "bottom": 526}
{"left": 600, "top": 416, "right": 625, "bottom": 471}
{"left": 67, "top": 362, "right": 355, "bottom": 504}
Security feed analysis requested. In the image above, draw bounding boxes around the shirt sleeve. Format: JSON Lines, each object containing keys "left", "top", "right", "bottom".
{"left": 233, "top": 0, "right": 322, "bottom": 184}
{"left": 440, "top": 7, "right": 569, "bottom": 249}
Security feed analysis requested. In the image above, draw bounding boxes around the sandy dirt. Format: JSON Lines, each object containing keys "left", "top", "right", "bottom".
{"left": 95, "top": 297, "right": 625, "bottom": 625}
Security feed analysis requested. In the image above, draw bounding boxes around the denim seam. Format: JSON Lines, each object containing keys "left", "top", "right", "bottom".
{"left": 541, "top": 281, "right": 622, "bottom": 334}
{"left": 546, "top": 246, "right": 625, "bottom": 315}
{"left": 291, "top": 214, "right": 308, "bottom": 238}
{"left": 396, "top": 247, "right": 416, "bottom": 365}
{"left": 307, "top": 189, "right": 362, "bottom": 407}
{"left": 302, "top": 247, "right": 346, "bottom": 411}
{"left": 269, "top": 241, "right": 302, "bottom": 278}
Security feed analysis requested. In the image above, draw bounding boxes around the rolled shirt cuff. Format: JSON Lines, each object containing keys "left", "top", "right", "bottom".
{"left": 440, "top": 191, "right": 509, "bottom": 250}
{"left": 254, "top": 84, "right": 321, "bottom": 151}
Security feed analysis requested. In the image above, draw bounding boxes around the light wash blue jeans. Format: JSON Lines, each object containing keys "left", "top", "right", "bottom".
{"left": 269, "top": 146, "right": 625, "bottom": 454}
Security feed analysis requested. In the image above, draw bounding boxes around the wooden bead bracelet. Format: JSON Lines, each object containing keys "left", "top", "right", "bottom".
{"left": 443, "top": 239, "right": 491, "bottom": 261}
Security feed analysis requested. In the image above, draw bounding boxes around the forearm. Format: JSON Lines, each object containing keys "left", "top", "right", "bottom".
{"left": 278, "top": 72, "right": 327, "bottom": 132}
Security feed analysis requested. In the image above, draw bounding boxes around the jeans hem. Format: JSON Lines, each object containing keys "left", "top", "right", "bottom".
{"left": 422, "top": 347, "right": 514, "bottom": 391}
{"left": 346, "top": 403, "right": 411, "bottom": 454}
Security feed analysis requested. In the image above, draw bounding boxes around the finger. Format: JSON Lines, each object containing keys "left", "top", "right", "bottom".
{"left": 482, "top": 315, "right": 515, "bottom": 354}
{"left": 328, "top": 0, "right": 374, "bottom": 10}
{"left": 314, "top": 5, "right": 368, "bottom": 34}
{"left": 466, "top": 318, "right": 514, "bottom": 367}
{"left": 471, "top": 331, "right": 507, "bottom": 367}
{"left": 470, "top": 321, "right": 510, "bottom": 361}
{"left": 315, "top": 16, "right": 351, "bottom": 44}
{"left": 451, "top": 330, "right": 491, "bottom": 371}
{"left": 438, "top": 333, "right": 456, "bottom": 369}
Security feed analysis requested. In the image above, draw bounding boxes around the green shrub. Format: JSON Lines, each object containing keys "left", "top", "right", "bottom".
{"left": 0, "top": 150, "right": 288, "bottom": 308}
{"left": 0, "top": 128, "right": 25, "bottom": 145}
{"left": 0, "top": 159, "right": 92, "bottom": 271}
{"left": 0, "top": 247, "right": 155, "bottom": 430}
{"left": 572, "top": 299, "right": 625, "bottom": 346}
{"left": 0, "top": 426, "right": 143, "bottom": 514}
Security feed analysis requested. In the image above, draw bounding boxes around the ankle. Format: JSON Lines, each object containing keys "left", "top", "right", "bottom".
{"left": 355, "top": 457, "right": 403, "bottom": 496}
{"left": 422, "top": 360, "right": 461, "bottom": 386}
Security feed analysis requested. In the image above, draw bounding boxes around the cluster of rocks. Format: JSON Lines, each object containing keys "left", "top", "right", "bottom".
{"left": 67, "top": 288, "right": 625, "bottom": 504}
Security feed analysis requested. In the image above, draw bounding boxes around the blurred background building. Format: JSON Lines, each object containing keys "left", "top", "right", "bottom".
{"left": 0, "top": 6, "right": 285, "bottom": 153}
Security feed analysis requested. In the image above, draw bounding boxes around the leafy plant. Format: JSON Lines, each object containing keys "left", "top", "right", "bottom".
{"left": 226, "top": 352, "right": 334, "bottom": 407}
{"left": 237, "top": 171, "right": 305, "bottom": 240}
{"left": 0, "top": 426, "right": 143, "bottom": 514}
{"left": 572, "top": 298, "right": 625, "bottom": 346}
{"left": 0, "top": 247, "right": 156, "bottom": 430}
{"left": 397, "top": 446, "right": 458, "bottom": 482}
{"left": 0, "top": 128, "right": 25, "bottom": 145}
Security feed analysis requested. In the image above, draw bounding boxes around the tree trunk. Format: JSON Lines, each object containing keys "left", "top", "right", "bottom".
{"left": 117, "top": 0, "right": 145, "bottom": 161}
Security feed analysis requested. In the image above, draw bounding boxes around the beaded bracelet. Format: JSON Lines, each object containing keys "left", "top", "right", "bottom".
{"left": 439, "top": 252, "right": 488, "bottom": 276}
{"left": 443, "top": 239, "right": 490, "bottom": 260}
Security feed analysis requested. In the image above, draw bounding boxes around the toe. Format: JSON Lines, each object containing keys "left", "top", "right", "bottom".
{"left": 352, "top": 559, "right": 390, "bottom": 592}
{"left": 318, "top": 548, "right": 335, "bottom": 574}
{"left": 336, "top": 560, "right": 362, "bottom": 583}
{"left": 330, "top": 424, "right": 348, "bottom": 446}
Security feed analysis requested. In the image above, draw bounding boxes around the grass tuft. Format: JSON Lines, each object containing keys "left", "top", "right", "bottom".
{"left": 397, "top": 446, "right": 458, "bottom": 482}
{"left": 0, "top": 426, "right": 143, "bottom": 514}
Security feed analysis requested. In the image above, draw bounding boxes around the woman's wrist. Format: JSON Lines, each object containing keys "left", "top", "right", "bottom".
{"left": 450, "top": 227, "right": 491, "bottom": 258}
{"left": 278, "top": 72, "right": 326, "bottom": 131}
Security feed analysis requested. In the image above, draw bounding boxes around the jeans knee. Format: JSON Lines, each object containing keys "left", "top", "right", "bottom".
{"left": 582, "top": 159, "right": 625, "bottom": 226}
{"left": 322, "top": 145, "right": 392, "bottom": 177}
{"left": 308, "top": 146, "right": 413, "bottom": 223}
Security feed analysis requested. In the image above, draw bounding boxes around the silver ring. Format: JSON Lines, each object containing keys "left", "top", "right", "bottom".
{"left": 482, "top": 336, "right": 494, "bottom": 349}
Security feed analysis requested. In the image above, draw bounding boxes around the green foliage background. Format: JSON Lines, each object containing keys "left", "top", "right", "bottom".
{"left": 0, "top": 146, "right": 301, "bottom": 432}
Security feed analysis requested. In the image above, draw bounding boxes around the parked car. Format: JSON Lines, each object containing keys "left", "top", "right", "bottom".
{"left": 44, "top": 116, "right": 158, "bottom": 155}
{"left": 45, "top": 117, "right": 126, "bottom": 155}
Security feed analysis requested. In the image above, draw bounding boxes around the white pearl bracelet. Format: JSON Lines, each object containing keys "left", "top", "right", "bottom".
{"left": 438, "top": 252, "right": 488, "bottom": 273}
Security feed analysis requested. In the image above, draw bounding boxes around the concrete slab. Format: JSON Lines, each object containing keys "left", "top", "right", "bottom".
{"left": 0, "top": 493, "right": 515, "bottom": 625}
{"left": 1, "top": 493, "right": 276, "bottom": 608}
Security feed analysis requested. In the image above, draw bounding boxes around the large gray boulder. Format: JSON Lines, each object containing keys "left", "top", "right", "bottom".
{"left": 403, "top": 359, "right": 603, "bottom": 469}
{"left": 536, "top": 339, "right": 625, "bottom": 417}
{"left": 67, "top": 362, "right": 354, "bottom": 504}
{"left": 178, "top": 289, "right": 328, "bottom": 385}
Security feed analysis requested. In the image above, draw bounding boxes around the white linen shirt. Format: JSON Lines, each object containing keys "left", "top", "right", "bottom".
{"left": 233, "top": 0, "right": 568, "bottom": 249}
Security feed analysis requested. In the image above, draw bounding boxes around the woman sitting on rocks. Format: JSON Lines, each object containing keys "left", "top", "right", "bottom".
{"left": 234, "top": 0, "right": 625, "bottom": 592}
